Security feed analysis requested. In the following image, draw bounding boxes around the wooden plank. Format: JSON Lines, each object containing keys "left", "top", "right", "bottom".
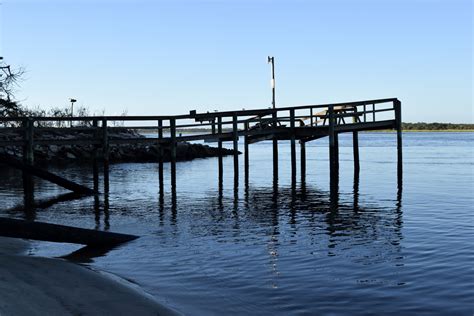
{"left": 0, "top": 217, "right": 138, "bottom": 246}
{"left": 0, "top": 154, "right": 95, "bottom": 195}
{"left": 335, "top": 120, "right": 395, "bottom": 132}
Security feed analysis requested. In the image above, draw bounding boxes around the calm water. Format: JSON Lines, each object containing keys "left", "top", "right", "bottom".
{"left": 1, "top": 132, "right": 473, "bottom": 315}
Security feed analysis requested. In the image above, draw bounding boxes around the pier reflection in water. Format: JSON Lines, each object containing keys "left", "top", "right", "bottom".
{"left": 1, "top": 132, "right": 472, "bottom": 315}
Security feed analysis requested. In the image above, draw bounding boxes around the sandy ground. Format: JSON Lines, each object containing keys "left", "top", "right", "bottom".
{"left": 0, "top": 237, "right": 179, "bottom": 316}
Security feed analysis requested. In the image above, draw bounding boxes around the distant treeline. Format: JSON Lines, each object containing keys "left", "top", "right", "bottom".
{"left": 402, "top": 122, "right": 474, "bottom": 131}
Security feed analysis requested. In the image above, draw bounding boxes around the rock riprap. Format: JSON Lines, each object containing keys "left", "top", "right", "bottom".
{"left": 0, "top": 128, "right": 237, "bottom": 164}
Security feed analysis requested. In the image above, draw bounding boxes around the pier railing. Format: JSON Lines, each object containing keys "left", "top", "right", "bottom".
{"left": 0, "top": 97, "right": 400, "bottom": 147}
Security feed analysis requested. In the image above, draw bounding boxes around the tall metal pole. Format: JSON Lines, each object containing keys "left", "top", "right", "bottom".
{"left": 69, "top": 98, "right": 77, "bottom": 127}
{"left": 268, "top": 56, "right": 275, "bottom": 109}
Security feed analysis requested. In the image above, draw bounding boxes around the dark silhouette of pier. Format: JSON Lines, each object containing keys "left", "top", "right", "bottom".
{"left": 0, "top": 97, "right": 402, "bottom": 197}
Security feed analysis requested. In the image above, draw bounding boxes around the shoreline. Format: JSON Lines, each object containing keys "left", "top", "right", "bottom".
{"left": 0, "top": 237, "right": 180, "bottom": 316}
{"left": 361, "top": 130, "right": 474, "bottom": 133}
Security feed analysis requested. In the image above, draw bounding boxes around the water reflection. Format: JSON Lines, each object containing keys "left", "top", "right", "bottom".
{"left": 93, "top": 194, "right": 110, "bottom": 231}
{"left": 1, "top": 161, "right": 405, "bottom": 279}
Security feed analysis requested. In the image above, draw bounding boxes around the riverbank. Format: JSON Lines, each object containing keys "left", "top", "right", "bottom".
{"left": 0, "top": 237, "right": 179, "bottom": 316}
{"left": 0, "top": 128, "right": 237, "bottom": 164}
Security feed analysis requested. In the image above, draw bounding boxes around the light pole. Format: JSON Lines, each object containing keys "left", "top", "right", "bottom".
{"left": 70, "top": 98, "right": 77, "bottom": 127}
{"left": 267, "top": 56, "right": 275, "bottom": 109}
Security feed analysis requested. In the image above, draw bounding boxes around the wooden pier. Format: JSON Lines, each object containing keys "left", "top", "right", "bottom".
{"left": 0, "top": 97, "right": 403, "bottom": 195}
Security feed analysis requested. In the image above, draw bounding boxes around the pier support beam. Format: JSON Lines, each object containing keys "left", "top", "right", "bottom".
{"left": 328, "top": 105, "right": 339, "bottom": 180}
{"left": 158, "top": 119, "right": 164, "bottom": 196}
{"left": 22, "top": 118, "right": 35, "bottom": 209}
{"left": 23, "top": 118, "right": 34, "bottom": 165}
{"left": 170, "top": 118, "right": 177, "bottom": 192}
{"left": 217, "top": 116, "right": 223, "bottom": 187}
{"left": 300, "top": 140, "right": 306, "bottom": 183}
{"left": 272, "top": 111, "right": 279, "bottom": 180}
{"left": 395, "top": 100, "right": 403, "bottom": 186}
{"left": 102, "top": 119, "right": 110, "bottom": 193}
{"left": 233, "top": 114, "right": 239, "bottom": 186}
{"left": 92, "top": 120, "right": 99, "bottom": 193}
{"left": 290, "top": 109, "right": 297, "bottom": 182}
{"left": 353, "top": 131, "right": 360, "bottom": 174}
{"left": 244, "top": 122, "right": 249, "bottom": 185}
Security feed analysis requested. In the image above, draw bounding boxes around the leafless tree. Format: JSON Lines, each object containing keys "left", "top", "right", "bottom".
{"left": 0, "top": 61, "right": 25, "bottom": 101}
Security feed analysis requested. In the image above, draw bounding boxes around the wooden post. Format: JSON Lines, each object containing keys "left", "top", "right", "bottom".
{"left": 328, "top": 105, "right": 338, "bottom": 180}
{"left": 217, "top": 116, "right": 223, "bottom": 187}
{"left": 353, "top": 131, "right": 360, "bottom": 174}
{"left": 102, "top": 119, "right": 109, "bottom": 193}
{"left": 232, "top": 114, "right": 239, "bottom": 185}
{"left": 92, "top": 119, "right": 99, "bottom": 193}
{"left": 22, "top": 118, "right": 35, "bottom": 212}
{"left": 23, "top": 118, "right": 34, "bottom": 165}
{"left": 158, "top": 119, "right": 164, "bottom": 195}
{"left": 334, "top": 131, "right": 339, "bottom": 170}
{"left": 272, "top": 111, "right": 278, "bottom": 180}
{"left": 290, "top": 109, "right": 296, "bottom": 182}
{"left": 300, "top": 140, "right": 306, "bottom": 183}
{"left": 170, "top": 118, "right": 177, "bottom": 190}
{"left": 244, "top": 121, "right": 249, "bottom": 184}
{"left": 394, "top": 100, "right": 403, "bottom": 183}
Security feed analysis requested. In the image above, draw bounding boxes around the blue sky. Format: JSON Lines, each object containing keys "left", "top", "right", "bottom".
{"left": 0, "top": 0, "right": 472, "bottom": 122}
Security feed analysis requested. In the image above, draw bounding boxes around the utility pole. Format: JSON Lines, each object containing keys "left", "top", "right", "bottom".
{"left": 267, "top": 56, "right": 275, "bottom": 109}
{"left": 70, "top": 98, "right": 77, "bottom": 127}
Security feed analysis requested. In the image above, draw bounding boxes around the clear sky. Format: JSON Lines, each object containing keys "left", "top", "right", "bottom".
{"left": 0, "top": 0, "right": 472, "bottom": 122}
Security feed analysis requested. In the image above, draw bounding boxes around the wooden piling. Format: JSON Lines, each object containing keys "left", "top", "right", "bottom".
{"left": 158, "top": 119, "right": 164, "bottom": 194}
{"left": 244, "top": 122, "right": 249, "bottom": 184}
{"left": 23, "top": 118, "right": 34, "bottom": 165}
{"left": 102, "top": 119, "right": 110, "bottom": 193}
{"left": 353, "top": 131, "right": 360, "bottom": 173}
{"left": 394, "top": 100, "right": 403, "bottom": 182}
{"left": 22, "top": 118, "right": 35, "bottom": 205}
{"left": 233, "top": 114, "right": 239, "bottom": 184}
{"left": 328, "top": 105, "right": 338, "bottom": 179}
{"left": 272, "top": 111, "right": 278, "bottom": 180}
{"left": 352, "top": 108, "right": 360, "bottom": 174}
{"left": 217, "top": 116, "right": 223, "bottom": 186}
{"left": 92, "top": 119, "right": 99, "bottom": 193}
{"left": 300, "top": 140, "right": 306, "bottom": 182}
{"left": 334, "top": 132, "right": 339, "bottom": 171}
{"left": 290, "top": 109, "right": 296, "bottom": 181}
{"left": 170, "top": 118, "right": 177, "bottom": 190}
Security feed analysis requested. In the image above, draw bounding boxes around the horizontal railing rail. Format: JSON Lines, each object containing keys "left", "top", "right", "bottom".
{"left": 0, "top": 98, "right": 400, "bottom": 148}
